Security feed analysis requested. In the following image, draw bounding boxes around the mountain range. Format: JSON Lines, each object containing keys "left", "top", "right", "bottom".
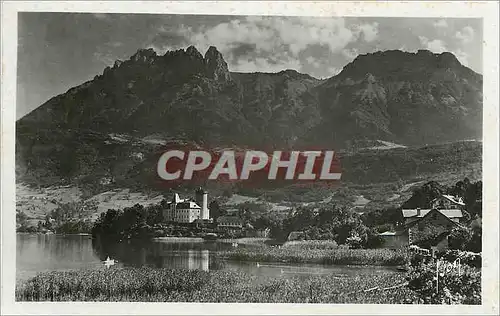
{"left": 16, "top": 46, "right": 483, "bottom": 186}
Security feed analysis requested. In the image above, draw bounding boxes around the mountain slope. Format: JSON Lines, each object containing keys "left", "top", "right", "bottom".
{"left": 16, "top": 46, "right": 482, "bottom": 185}
{"left": 17, "top": 46, "right": 324, "bottom": 148}
{"left": 304, "top": 50, "right": 482, "bottom": 147}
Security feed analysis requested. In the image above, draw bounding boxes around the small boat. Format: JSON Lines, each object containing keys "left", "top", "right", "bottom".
{"left": 103, "top": 256, "right": 117, "bottom": 269}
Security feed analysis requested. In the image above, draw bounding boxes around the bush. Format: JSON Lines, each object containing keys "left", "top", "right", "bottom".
{"left": 448, "top": 227, "right": 472, "bottom": 251}
{"left": 440, "top": 250, "right": 481, "bottom": 268}
{"left": 406, "top": 260, "right": 481, "bottom": 304}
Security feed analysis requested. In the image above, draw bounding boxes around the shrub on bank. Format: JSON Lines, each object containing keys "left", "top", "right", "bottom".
{"left": 439, "top": 250, "right": 481, "bottom": 268}
{"left": 406, "top": 260, "right": 481, "bottom": 304}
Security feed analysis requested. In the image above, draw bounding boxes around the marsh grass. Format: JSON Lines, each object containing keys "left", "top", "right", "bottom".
{"left": 16, "top": 267, "right": 416, "bottom": 303}
{"left": 218, "top": 247, "right": 409, "bottom": 266}
{"left": 282, "top": 240, "right": 339, "bottom": 250}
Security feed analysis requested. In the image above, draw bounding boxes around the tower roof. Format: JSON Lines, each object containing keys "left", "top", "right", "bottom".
{"left": 172, "top": 193, "right": 185, "bottom": 203}
{"left": 195, "top": 187, "right": 208, "bottom": 194}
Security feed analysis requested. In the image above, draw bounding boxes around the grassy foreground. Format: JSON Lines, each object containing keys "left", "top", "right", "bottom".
{"left": 218, "top": 247, "right": 409, "bottom": 266}
{"left": 16, "top": 268, "right": 417, "bottom": 303}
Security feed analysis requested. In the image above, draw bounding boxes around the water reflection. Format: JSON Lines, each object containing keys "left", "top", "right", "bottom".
{"left": 17, "top": 233, "right": 101, "bottom": 281}
{"left": 17, "top": 234, "right": 399, "bottom": 283}
{"left": 91, "top": 238, "right": 227, "bottom": 271}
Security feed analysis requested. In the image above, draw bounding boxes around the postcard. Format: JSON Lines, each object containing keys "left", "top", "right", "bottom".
{"left": 1, "top": 1, "right": 498, "bottom": 315}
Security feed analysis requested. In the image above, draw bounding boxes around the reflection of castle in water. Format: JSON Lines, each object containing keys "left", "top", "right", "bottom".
{"left": 92, "top": 239, "right": 212, "bottom": 271}
{"left": 152, "top": 243, "right": 209, "bottom": 271}
{"left": 156, "top": 249, "right": 209, "bottom": 271}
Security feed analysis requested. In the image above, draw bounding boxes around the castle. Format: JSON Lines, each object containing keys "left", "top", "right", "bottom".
{"left": 162, "top": 188, "right": 211, "bottom": 223}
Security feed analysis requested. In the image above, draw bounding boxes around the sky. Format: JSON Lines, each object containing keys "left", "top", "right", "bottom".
{"left": 17, "top": 13, "right": 482, "bottom": 119}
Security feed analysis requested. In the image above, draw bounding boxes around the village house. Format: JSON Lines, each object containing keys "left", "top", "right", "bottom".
{"left": 224, "top": 209, "right": 240, "bottom": 217}
{"left": 379, "top": 194, "right": 465, "bottom": 250}
{"left": 216, "top": 216, "right": 243, "bottom": 231}
{"left": 378, "top": 231, "right": 408, "bottom": 249}
{"left": 402, "top": 194, "right": 465, "bottom": 226}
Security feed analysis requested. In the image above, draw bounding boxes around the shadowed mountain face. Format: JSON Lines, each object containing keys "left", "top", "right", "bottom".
{"left": 305, "top": 50, "right": 482, "bottom": 147}
{"left": 17, "top": 45, "right": 325, "bottom": 148}
{"left": 16, "top": 46, "right": 482, "bottom": 185}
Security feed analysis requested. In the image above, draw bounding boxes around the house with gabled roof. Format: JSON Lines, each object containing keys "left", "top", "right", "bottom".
{"left": 379, "top": 194, "right": 466, "bottom": 250}
{"left": 404, "top": 208, "right": 465, "bottom": 246}
{"left": 432, "top": 194, "right": 465, "bottom": 209}
{"left": 402, "top": 208, "right": 463, "bottom": 226}
{"left": 402, "top": 194, "right": 465, "bottom": 227}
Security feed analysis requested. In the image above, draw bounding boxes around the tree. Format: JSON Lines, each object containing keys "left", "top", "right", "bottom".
{"left": 402, "top": 181, "right": 446, "bottom": 209}
{"left": 467, "top": 218, "right": 482, "bottom": 252}
{"left": 16, "top": 210, "right": 30, "bottom": 231}
{"left": 407, "top": 260, "right": 481, "bottom": 304}
{"left": 209, "top": 200, "right": 223, "bottom": 221}
{"left": 448, "top": 227, "right": 472, "bottom": 250}
{"left": 280, "top": 204, "right": 373, "bottom": 247}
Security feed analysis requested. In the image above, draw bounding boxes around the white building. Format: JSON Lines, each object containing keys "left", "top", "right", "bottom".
{"left": 163, "top": 188, "right": 211, "bottom": 223}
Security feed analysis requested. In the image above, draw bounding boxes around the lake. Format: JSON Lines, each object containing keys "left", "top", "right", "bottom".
{"left": 16, "top": 234, "right": 399, "bottom": 282}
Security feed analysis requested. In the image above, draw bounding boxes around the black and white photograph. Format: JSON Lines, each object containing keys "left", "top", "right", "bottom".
{"left": 1, "top": 1, "right": 499, "bottom": 315}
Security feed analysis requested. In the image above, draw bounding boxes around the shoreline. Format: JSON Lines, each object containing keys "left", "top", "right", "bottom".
{"left": 152, "top": 237, "right": 204, "bottom": 242}
{"left": 220, "top": 257, "right": 406, "bottom": 270}
{"left": 17, "top": 232, "right": 91, "bottom": 236}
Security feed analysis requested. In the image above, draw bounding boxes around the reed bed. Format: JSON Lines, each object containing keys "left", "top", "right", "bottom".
{"left": 282, "top": 240, "right": 339, "bottom": 250}
{"left": 217, "top": 237, "right": 271, "bottom": 246}
{"left": 218, "top": 247, "right": 409, "bottom": 266}
{"left": 16, "top": 267, "right": 416, "bottom": 303}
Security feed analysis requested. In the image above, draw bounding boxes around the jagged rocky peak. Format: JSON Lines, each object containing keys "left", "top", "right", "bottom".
{"left": 204, "top": 46, "right": 231, "bottom": 82}
{"left": 186, "top": 45, "right": 204, "bottom": 60}
{"left": 131, "top": 48, "right": 157, "bottom": 62}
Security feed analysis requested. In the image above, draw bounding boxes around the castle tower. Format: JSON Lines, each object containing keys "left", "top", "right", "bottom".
{"left": 195, "top": 187, "right": 209, "bottom": 220}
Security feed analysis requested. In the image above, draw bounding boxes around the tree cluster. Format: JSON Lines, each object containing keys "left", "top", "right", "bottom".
{"left": 92, "top": 203, "right": 163, "bottom": 240}
{"left": 251, "top": 205, "right": 382, "bottom": 248}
